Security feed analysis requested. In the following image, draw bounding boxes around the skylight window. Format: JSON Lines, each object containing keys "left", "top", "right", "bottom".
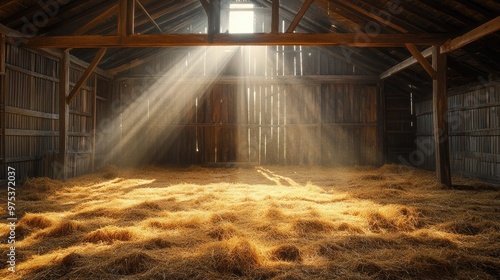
{"left": 229, "top": 3, "right": 255, "bottom": 33}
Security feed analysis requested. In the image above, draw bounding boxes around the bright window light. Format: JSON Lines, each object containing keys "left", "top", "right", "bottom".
{"left": 229, "top": 3, "right": 254, "bottom": 33}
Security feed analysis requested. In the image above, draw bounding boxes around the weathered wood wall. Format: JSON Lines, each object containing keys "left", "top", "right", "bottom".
{"left": 0, "top": 43, "right": 112, "bottom": 180}
{"left": 115, "top": 46, "right": 381, "bottom": 166}
{"left": 415, "top": 81, "right": 500, "bottom": 182}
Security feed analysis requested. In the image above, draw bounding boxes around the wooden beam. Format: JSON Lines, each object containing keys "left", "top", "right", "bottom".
{"left": 59, "top": 50, "right": 70, "bottom": 180}
{"left": 441, "top": 16, "right": 500, "bottom": 54}
{"left": 118, "top": 0, "right": 128, "bottom": 37}
{"left": 286, "top": 0, "right": 314, "bottom": 33}
{"left": 199, "top": 0, "right": 209, "bottom": 13}
{"left": 0, "top": 34, "right": 5, "bottom": 75}
{"left": 272, "top": 0, "right": 280, "bottom": 33}
{"left": 136, "top": 0, "right": 162, "bottom": 33}
{"left": 127, "top": 0, "right": 135, "bottom": 35}
{"left": 25, "top": 33, "right": 447, "bottom": 48}
{"left": 432, "top": 45, "right": 451, "bottom": 188}
{"left": 380, "top": 47, "right": 433, "bottom": 79}
{"left": 74, "top": 4, "right": 118, "bottom": 35}
{"left": 66, "top": 48, "right": 107, "bottom": 103}
{"left": 405, "top": 43, "right": 436, "bottom": 79}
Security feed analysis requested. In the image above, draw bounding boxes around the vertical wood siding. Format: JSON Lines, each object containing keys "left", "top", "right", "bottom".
{"left": 0, "top": 43, "right": 112, "bottom": 180}
{"left": 415, "top": 82, "right": 500, "bottom": 182}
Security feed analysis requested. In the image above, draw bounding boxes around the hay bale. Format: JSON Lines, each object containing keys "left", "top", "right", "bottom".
{"left": 22, "top": 177, "right": 62, "bottom": 192}
{"left": 203, "top": 239, "right": 261, "bottom": 275}
{"left": 82, "top": 226, "right": 133, "bottom": 244}
{"left": 101, "top": 165, "right": 119, "bottom": 179}
{"left": 143, "top": 238, "right": 174, "bottom": 250}
{"left": 105, "top": 252, "right": 157, "bottom": 275}
{"left": 208, "top": 223, "right": 238, "bottom": 240}
{"left": 270, "top": 245, "right": 302, "bottom": 262}
{"left": 292, "top": 218, "right": 334, "bottom": 235}
{"left": 45, "top": 220, "right": 80, "bottom": 237}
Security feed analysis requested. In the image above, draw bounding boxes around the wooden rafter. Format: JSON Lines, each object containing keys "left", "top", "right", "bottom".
{"left": 25, "top": 33, "right": 447, "bottom": 48}
{"left": 73, "top": 4, "right": 118, "bottom": 36}
{"left": 286, "top": 0, "right": 314, "bottom": 33}
{"left": 136, "top": 0, "right": 163, "bottom": 33}
{"left": 441, "top": 16, "right": 500, "bottom": 54}
{"left": 66, "top": 48, "right": 107, "bottom": 103}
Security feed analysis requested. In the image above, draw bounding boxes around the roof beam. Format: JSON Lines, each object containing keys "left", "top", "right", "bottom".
{"left": 73, "top": 4, "right": 118, "bottom": 35}
{"left": 441, "top": 16, "right": 500, "bottom": 54}
{"left": 286, "top": 0, "right": 314, "bottom": 33}
{"left": 66, "top": 48, "right": 107, "bottom": 103}
{"left": 25, "top": 33, "right": 447, "bottom": 48}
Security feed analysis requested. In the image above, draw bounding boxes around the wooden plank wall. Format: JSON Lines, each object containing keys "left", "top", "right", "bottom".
{"left": 0, "top": 43, "right": 112, "bottom": 180}
{"left": 415, "top": 81, "right": 500, "bottom": 182}
{"left": 384, "top": 83, "right": 416, "bottom": 163}
{"left": 116, "top": 46, "right": 380, "bottom": 166}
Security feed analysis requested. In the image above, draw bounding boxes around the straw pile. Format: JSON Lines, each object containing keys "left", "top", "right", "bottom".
{"left": 0, "top": 164, "right": 498, "bottom": 279}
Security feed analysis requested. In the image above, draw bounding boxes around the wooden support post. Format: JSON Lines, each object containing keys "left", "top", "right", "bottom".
{"left": 90, "top": 75, "right": 97, "bottom": 172}
{"left": 118, "top": 0, "right": 128, "bottom": 37}
{"left": 286, "top": 0, "right": 314, "bottom": 33}
{"left": 272, "top": 0, "right": 279, "bottom": 33}
{"left": 67, "top": 48, "right": 107, "bottom": 103}
{"left": 1, "top": 42, "right": 6, "bottom": 171}
{"left": 432, "top": 45, "right": 451, "bottom": 188}
{"left": 377, "top": 80, "right": 386, "bottom": 165}
{"left": 58, "top": 50, "right": 70, "bottom": 180}
{"left": 207, "top": 0, "right": 220, "bottom": 42}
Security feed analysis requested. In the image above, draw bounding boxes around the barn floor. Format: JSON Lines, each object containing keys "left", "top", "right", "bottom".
{"left": 1, "top": 165, "right": 499, "bottom": 279}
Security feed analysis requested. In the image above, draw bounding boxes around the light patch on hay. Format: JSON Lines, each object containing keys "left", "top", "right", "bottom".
{"left": 365, "top": 205, "right": 422, "bottom": 232}
{"left": 82, "top": 226, "right": 133, "bottom": 243}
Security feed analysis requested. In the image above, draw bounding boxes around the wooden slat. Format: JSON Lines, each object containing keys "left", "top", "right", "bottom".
{"left": 272, "top": 0, "right": 280, "bottom": 33}
{"left": 441, "top": 16, "right": 500, "bottom": 54}
{"left": 5, "top": 106, "right": 58, "bottom": 119}
{"left": 432, "top": 45, "right": 452, "bottom": 187}
{"left": 90, "top": 75, "right": 97, "bottom": 172}
{"left": 286, "top": 0, "right": 315, "bottom": 33}
{"left": 380, "top": 47, "right": 433, "bottom": 79}
{"left": 5, "top": 129, "right": 57, "bottom": 137}
{"left": 67, "top": 48, "right": 107, "bottom": 103}
{"left": 405, "top": 43, "right": 436, "bottom": 79}
{"left": 25, "top": 33, "right": 448, "bottom": 48}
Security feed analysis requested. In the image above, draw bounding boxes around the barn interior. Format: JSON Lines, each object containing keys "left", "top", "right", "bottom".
{"left": 0, "top": 0, "right": 499, "bottom": 279}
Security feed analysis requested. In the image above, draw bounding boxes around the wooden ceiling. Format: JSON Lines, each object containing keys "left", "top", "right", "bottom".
{"left": 1, "top": 0, "right": 499, "bottom": 91}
